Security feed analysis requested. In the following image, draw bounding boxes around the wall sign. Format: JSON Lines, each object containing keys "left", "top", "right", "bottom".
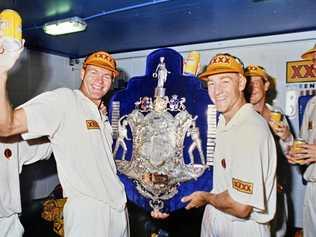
{"left": 287, "top": 60, "right": 316, "bottom": 83}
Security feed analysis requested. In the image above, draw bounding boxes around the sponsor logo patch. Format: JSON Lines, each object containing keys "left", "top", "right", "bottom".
{"left": 86, "top": 120, "right": 100, "bottom": 129}
{"left": 232, "top": 178, "right": 253, "bottom": 194}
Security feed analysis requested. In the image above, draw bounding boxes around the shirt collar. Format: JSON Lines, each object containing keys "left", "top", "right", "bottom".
{"left": 76, "top": 90, "right": 99, "bottom": 109}
{"left": 75, "top": 90, "right": 109, "bottom": 123}
{"left": 218, "top": 103, "right": 254, "bottom": 131}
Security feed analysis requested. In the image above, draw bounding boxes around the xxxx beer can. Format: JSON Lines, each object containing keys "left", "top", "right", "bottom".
{"left": 291, "top": 138, "right": 306, "bottom": 164}
{"left": 0, "top": 9, "right": 22, "bottom": 51}
{"left": 270, "top": 110, "right": 282, "bottom": 129}
{"left": 270, "top": 110, "right": 282, "bottom": 123}
{"left": 291, "top": 138, "right": 306, "bottom": 153}
{"left": 183, "top": 51, "right": 200, "bottom": 76}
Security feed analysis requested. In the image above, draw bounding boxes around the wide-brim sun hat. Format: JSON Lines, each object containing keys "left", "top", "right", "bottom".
{"left": 245, "top": 64, "right": 269, "bottom": 81}
{"left": 83, "top": 51, "right": 119, "bottom": 77}
{"left": 301, "top": 44, "right": 316, "bottom": 60}
{"left": 199, "top": 53, "right": 244, "bottom": 81}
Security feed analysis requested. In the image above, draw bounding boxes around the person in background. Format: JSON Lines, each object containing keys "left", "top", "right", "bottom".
{"left": 181, "top": 53, "right": 277, "bottom": 237}
{"left": 0, "top": 37, "right": 128, "bottom": 236}
{"left": 245, "top": 64, "right": 292, "bottom": 237}
{"left": 0, "top": 136, "right": 52, "bottom": 237}
{"left": 285, "top": 44, "right": 316, "bottom": 237}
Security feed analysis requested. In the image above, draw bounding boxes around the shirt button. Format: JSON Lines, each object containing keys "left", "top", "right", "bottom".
{"left": 4, "top": 148, "right": 12, "bottom": 159}
{"left": 221, "top": 158, "right": 226, "bottom": 169}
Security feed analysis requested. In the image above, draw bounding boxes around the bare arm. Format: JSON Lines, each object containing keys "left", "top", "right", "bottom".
{"left": 182, "top": 190, "right": 253, "bottom": 219}
{"left": 0, "top": 41, "right": 28, "bottom": 136}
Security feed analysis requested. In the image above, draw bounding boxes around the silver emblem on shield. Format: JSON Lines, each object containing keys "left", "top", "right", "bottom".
{"left": 114, "top": 95, "right": 207, "bottom": 212}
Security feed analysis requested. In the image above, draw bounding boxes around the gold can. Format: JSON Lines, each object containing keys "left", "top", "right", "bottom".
{"left": 291, "top": 138, "right": 306, "bottom": 153}
{"left": 270, "top": 110, "right": 282, "bottom": 123}
{"left": 270, "top": 110, "right": 282, "bottom": 129}
{"left": 183, "top": 51, "right": 200, "bottom": 76}
{"left": 291, "top": 138, "right": 306, "bottom": 164}
{"left": 0, "top": 9, "right": 22, "bottom": 51}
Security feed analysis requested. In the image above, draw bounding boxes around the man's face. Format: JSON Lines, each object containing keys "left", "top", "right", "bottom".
{"left": 248, "top": 76, "right": 268, "bottom": 105}
{"left": 80, "top": 65, "right": 113, "bottom": 103}
{"left": 207, "top": 73, "right": 246, "bottom": 117}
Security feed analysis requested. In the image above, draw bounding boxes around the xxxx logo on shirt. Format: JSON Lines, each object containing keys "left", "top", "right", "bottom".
{"left": 86, "top": 120, "right": 100, "bottom": 129}
{"left": 232, "top": 178, "right": 253, "bottom": 194}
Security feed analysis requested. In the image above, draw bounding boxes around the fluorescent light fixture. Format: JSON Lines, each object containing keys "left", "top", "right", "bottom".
{"left": 43, "top": 16, "right": 87, "bottom": 36}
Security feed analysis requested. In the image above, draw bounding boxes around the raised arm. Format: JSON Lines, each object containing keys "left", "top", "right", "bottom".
{"left": 0, "top": 40, "right": 28, "bottom": 136}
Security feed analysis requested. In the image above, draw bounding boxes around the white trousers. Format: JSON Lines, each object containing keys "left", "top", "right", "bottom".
{"left": 201, "top": 205, "right": 270, "bottom": 237}
{"left": 303, "top": 182, "right": 316, "bottom": 237}
{"left": 63, "top": 196, "right": 129, "bottom": 237}
{"left": 0, "top": 214, "right": 24, "bottom": 237}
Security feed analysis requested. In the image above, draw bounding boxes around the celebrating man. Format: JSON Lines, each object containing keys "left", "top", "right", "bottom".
{"left": 182, "top": 54, "right": 277, "bottom": 237}
{"left": 0, "top": 42, "right": 128, "bottom": 236}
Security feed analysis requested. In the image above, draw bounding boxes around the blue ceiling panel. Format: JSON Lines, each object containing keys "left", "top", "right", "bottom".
{"left": 1, "top": 0, "right": 316, "bottom": 58}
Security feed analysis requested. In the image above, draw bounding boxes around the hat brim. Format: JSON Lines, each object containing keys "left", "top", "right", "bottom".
{"left": 245, "top": 71, "right": 268, "bottom": 81}
{"left": 85, "top": 62, "right": 119, "bottom": 78}
{"left": 199, "top": 66, "right": 243, "bottom": 81}
{"left": 301, "top": 48, "right": 316, "bottom": 60}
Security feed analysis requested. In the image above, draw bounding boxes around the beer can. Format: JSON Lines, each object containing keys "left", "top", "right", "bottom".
{"left": 291, "top": 138, "right": 306, "bottom": 164}
{"left": 0, "top": 9, "right": 22, "bottom": 51}
{"left": 183, "top": 51, "right": 200, "bottom": 76}
{"left": 270, "top": 110, "right": 282, "bottom": 123}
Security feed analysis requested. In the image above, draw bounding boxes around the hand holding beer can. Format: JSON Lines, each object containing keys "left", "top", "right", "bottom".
{"left": 0, "top": 9, "right": 22, "bottom": 52}
{"left": 290, "top": 138, "right": 306, "bottom": 165}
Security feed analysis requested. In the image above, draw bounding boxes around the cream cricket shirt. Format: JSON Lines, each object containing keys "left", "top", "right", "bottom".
{"left": 0, "top": 139, "right": 51, "bottom": 217}
{"left": 301, "top": 96, "right": 316, "bottom": 182}
{"left": 213, "top": 104, "right": 277, "bottom": 223}
{"left": 21, "top": 88, "right": 126, "bottom": 210}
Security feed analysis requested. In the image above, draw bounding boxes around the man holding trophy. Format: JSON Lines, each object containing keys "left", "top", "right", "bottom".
{"left": 182, "top": 53, "right": 277, "bottom": 237}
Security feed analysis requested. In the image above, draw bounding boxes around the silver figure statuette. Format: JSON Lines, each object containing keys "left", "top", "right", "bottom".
{"left": 113, "top": 95, "right": 207, "bottom": 212}
{"left": 113, "top": 115, "right": 131, "bottom": 161}
{"left": 153, "top": 57, "right": 170, "bottom": 97}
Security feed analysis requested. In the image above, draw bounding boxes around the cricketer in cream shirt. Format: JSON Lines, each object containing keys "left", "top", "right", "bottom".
{"left": 0, "top": 137, "right": 52, "bottom": 237}
{"left": 201, "top": 104, "right": 277, "bottom": 237}
{"left": 301, "top": 96, "right": 316, "bottom": 181}
{"left": 300, "top": 96, "right": 316, "bottom": 237}
{"left": 21, "top": 88, "right": 127, "bottom": 237}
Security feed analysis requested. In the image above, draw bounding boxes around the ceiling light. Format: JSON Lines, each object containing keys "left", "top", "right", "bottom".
{"left": 43, "top": 16, "right": 87, "bottom": 36}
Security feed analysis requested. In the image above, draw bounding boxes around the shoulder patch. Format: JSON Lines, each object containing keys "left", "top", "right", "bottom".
{"left": 232, "top": 178, "right": 253, "bottom": 194}
{"left": 86, "top": 120, "right": 100, "bottom": 129}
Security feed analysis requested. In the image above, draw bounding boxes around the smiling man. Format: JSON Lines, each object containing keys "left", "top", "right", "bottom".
{"left": 0, "top": 49, "right": 128, "bottom": 237}
{"left": 181, "top": 54, "right": 277, "bottom": 237}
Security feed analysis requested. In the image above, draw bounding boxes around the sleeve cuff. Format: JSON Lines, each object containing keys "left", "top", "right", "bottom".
{"left": 21, "top": 105, "right": 45, "bottom": 140}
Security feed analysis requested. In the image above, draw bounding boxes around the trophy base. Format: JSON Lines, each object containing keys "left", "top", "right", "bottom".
{"left": 155, "top": 87, "right": 165, "bottom": 97}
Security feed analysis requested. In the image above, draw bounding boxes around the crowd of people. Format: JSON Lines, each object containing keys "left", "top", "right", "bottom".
{"left": 1, "top": 28, "right": 316, "bottom": 237}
